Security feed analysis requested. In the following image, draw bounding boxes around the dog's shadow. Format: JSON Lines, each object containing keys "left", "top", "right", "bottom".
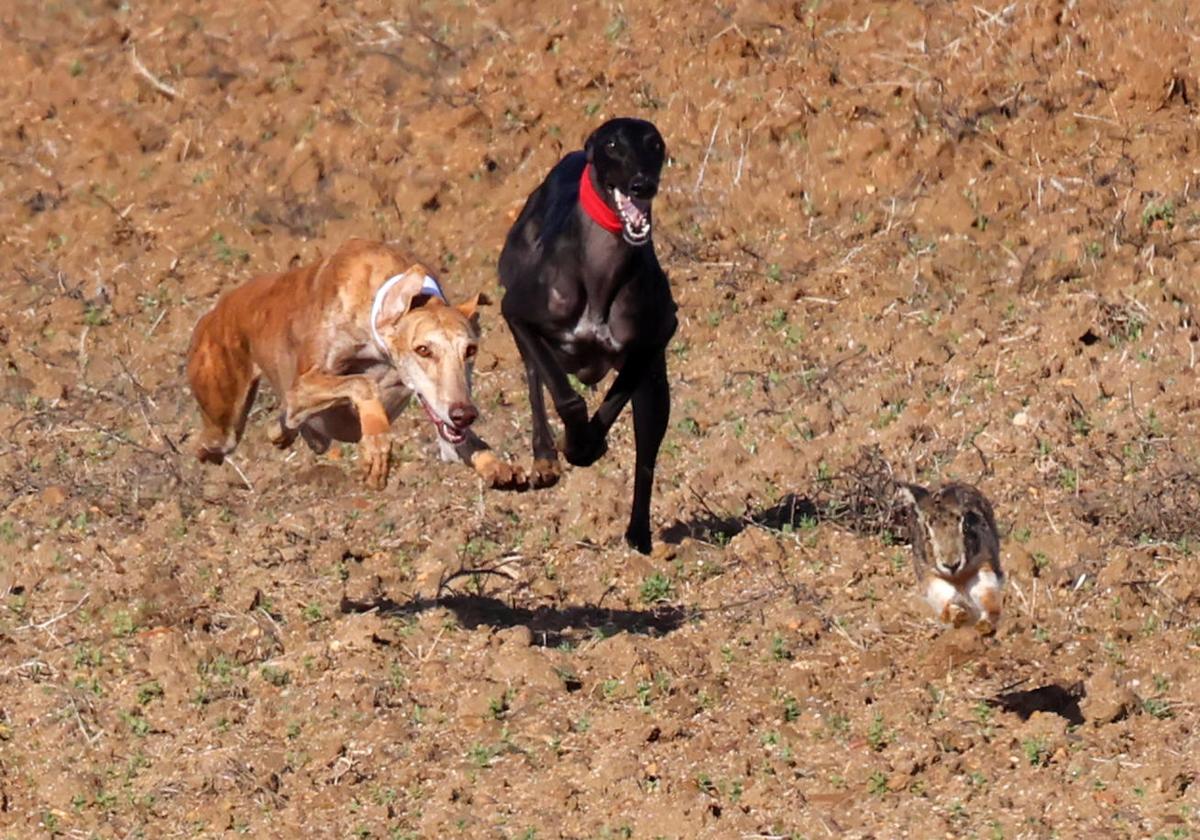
{"left": 660, "top": 492, "right": 821, "bottom": 545}
{"left": 343, "top": 593, "right": 689, "bottom": 648}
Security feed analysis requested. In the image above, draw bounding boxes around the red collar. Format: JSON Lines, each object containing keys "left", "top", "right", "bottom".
{"left": 579, "top": 163, "right": 622, "bottom": 234}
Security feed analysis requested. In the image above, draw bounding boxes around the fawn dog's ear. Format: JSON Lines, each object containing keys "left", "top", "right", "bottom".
{"left": 456, "top": 293, "right": 483, "bottom": 325}
{"left": 375, "top": 265, "right": 433, "bottom": 326}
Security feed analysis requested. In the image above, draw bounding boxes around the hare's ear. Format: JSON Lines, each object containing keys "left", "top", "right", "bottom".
{"left": 895, "top": 483, "right": 929, "bottom": 509}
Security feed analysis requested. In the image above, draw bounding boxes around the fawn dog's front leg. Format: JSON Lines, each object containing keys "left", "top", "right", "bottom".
{"left": 283, "top": 369, "right": 392, "bottom": 489}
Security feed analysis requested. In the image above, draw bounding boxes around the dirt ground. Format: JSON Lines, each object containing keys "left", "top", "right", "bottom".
{"left": 3, "top": 0, "right": 1200, "bottom": 837}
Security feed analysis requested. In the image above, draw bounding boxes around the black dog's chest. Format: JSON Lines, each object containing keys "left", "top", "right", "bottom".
{"left": 560, "top": 310, "right": 622, "bottom": 353}
{"left": 550, "top": 287, "right": 628, "bottom": 352}
{"left": 543, "top": 277, "right": 642, "bottom": 379}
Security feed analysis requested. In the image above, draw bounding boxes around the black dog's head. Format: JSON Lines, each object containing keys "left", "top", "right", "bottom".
{"left": 585, "top": 118, "right": 666, "bottom": 246}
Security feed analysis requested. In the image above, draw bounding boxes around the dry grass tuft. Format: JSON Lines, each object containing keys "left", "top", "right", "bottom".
{"left": 811, "top": 445, "right": 904, "bottom": 537}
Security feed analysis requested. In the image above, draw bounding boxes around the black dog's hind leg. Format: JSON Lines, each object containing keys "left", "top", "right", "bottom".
{"left": 625, "top": 351, "right": 670, "bottom": 554}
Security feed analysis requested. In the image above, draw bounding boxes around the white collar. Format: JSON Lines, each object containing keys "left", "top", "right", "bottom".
{"left": 370, "top": 273, "right": 445, "bottom": 358}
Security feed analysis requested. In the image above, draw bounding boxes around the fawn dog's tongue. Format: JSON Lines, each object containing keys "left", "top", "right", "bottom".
{"left": 418, "top": 395, "right": 465, "bottom": 444}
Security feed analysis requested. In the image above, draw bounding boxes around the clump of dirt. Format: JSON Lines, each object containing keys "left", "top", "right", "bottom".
{"left": 3, "top": 0, "right": 1200, "bottom": 837}
{"left": 1082, "top": 463, "right": 1200, "bottom": 544}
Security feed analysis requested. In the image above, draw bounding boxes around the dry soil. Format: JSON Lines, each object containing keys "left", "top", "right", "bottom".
{"left": 2, "top": 1, "right": 1200, "bottom": 838}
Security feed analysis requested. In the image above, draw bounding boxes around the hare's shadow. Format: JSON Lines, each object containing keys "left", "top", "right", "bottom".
{"left": 986, "top": 682, "right": 1086, "bottom": 726}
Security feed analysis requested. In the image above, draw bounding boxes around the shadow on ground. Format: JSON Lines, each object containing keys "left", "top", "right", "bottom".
{"left": 341, "top": 593, "right": 691, "bottom": 647}
{"left": 660, "top": 492, "right": 820, "bottom": 545}
{"left": 986, "top": 682, "right": 1086, "bottom": 726}
{"left": 661, "top": 447, "right": 907, "bottom": 545}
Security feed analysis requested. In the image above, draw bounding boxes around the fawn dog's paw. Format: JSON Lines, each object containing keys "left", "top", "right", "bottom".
{"left": 359, "top": 433, "right": 391, "bottom": 490}
{"left": 267, "top": 418, "right": 297, "bottom": 450}
{"left": 472, "top": 452, "right": 528, "bottom": 490}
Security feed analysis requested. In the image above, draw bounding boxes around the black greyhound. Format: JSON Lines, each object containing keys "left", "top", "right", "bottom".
{"left": 499, "top": 118, "right": 677, "bottom": 554}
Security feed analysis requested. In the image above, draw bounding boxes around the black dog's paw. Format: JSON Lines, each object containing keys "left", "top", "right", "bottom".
{"left": 624, "top": 524, "right": 652, "bottom": 555}
{"left": 563, "top": 426, "right": 608, "bottom": 467}
{"left": 530, "top": 457, "right": 562, "bottom": 488}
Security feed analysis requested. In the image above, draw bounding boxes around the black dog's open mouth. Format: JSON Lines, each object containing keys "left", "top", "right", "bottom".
{"left": 611, "top": 188, "right": 651, "bottom": 245}
{"left": 418, "top": 396, "right": 467, "bottom": 445}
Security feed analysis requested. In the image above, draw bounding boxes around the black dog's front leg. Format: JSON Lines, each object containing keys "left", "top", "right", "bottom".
{"left": 522, "top": 357, "right": 560, "bottom": 481}
{"left": 625, "top": 351, "right": 670, "bottom": 554}
{"left": 568, "top": 338, "right": 667, "bottom": 468}
{"left": 505, "top": 316, "right": 594, "bottom": 481}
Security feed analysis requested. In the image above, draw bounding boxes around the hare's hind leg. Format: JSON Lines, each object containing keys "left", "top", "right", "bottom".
{"left": 968, "top": 568, "right": 1004, "bottom": 636}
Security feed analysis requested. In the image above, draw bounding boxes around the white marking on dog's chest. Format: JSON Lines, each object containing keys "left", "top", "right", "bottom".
{"left": 561, "top": 305, "right": 623, "bottom": 353}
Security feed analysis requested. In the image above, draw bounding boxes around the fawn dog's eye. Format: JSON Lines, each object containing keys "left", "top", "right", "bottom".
{"left": 414, "top": 345, "right": 433, "bottom": 358}
{"left": 464, "top": 345, "right": 477, "bottom": 359}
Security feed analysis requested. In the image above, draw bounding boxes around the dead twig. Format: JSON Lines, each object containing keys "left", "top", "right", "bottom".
{"left": 15, "top": 593, "right": 90, "bottom": 633}
{"left": 693, "top": 114, "right": 721, "bottom": 195}
{"left": 130, "top": 46, "right": 180, "bottom": 99}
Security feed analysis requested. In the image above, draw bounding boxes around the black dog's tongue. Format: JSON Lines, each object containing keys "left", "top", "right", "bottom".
{"left": 619, "top": 194, "right": 646, "bottom": 225}
{"left": 613, "top": 189, "right": 651, "bottom": 243}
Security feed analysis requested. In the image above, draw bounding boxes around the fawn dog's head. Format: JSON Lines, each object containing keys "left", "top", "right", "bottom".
{"left": 371, "top": 266, "right": 482, "bottom": 444}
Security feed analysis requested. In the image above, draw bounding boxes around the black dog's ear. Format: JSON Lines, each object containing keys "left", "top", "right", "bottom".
{"left": 584, "top": 121, "right": 611, "bottom": 162}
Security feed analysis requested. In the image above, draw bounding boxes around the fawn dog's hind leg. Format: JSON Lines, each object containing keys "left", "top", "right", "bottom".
{"left": 187, "top": 322, "right": 261, "bottom": 465}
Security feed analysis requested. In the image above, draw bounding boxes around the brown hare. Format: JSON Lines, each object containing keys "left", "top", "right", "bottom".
{"left": 895, "top": 482, "right": 1004, "bottom": 635}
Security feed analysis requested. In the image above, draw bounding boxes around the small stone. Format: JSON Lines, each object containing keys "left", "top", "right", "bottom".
{"left": 37, "top": 486, "right": 67, "bottom": 508}
{"left": 494, "top": 625, "right": 533, "bottom": 647}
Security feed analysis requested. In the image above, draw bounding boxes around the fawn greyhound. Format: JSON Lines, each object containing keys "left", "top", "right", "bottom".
{"left": 187, "top": 238, "right": 525, "bottom": 490}
{"left": 499, "top": 118, "right": 677, "bottom": 554}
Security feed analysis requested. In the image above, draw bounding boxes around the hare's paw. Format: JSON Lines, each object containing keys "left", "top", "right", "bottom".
{"left": 942, "top": 602, "right": 970, "bottom": 628}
